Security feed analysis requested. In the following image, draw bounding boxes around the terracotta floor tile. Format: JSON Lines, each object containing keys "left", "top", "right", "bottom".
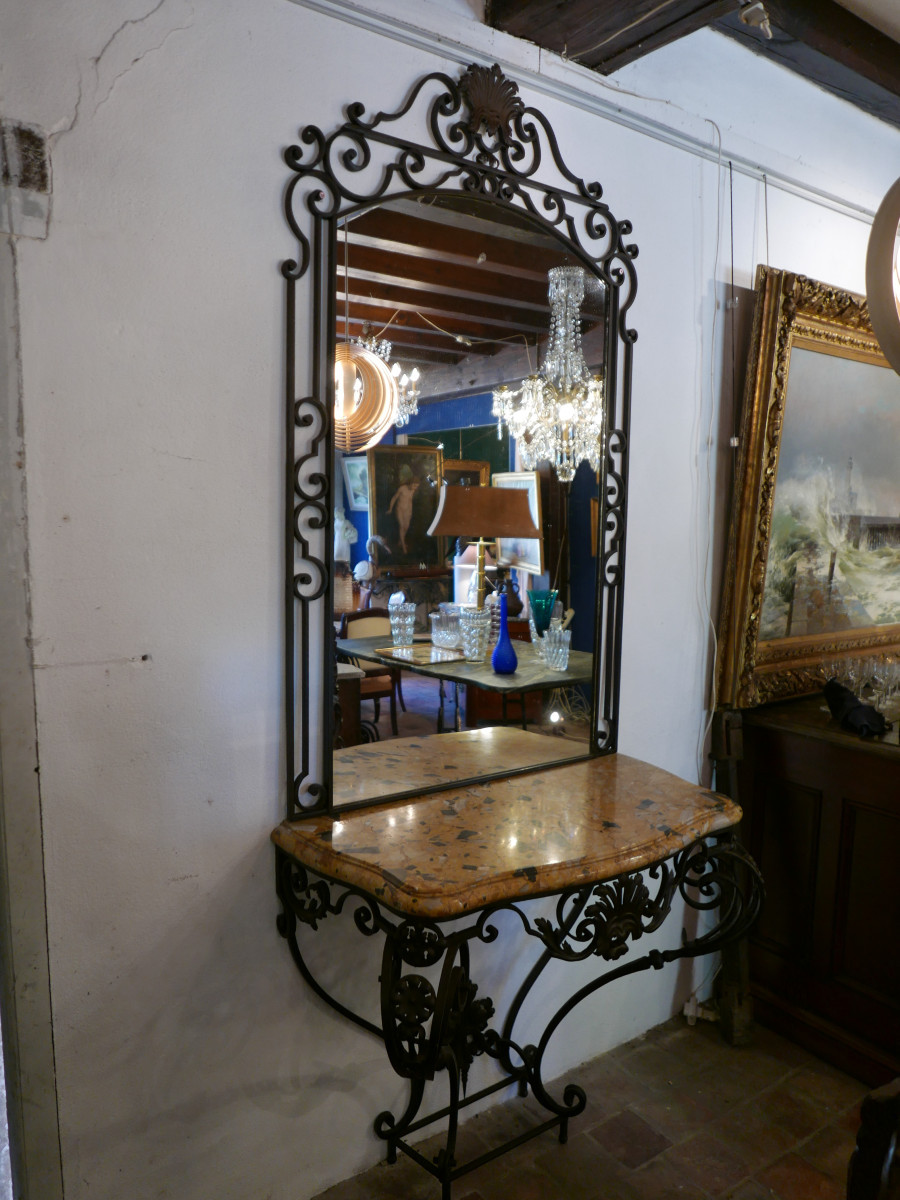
{"left": 725, "top": 1181, "right": 778, "bottom": 1199}
{"left": 756, "top": 1152, "right": 843, "bottom": 1200}
{"left": 564, "top": 1058, "right": 655, "bottom": 1120}
{"left": 796, "top": 1121, "right": 858, "bottom": 1183}
{"left": 706, "top": 1106, "right": 797, "bottom": 1175}
{"left": 460, "top": 1159, "right": 561, "bottom": 1200}
{"left": 780, "top": 1065, "right": 867, "bottom": 1119}
{"left": 753, "top": 1080, "right": 833, "bottom": 1142}
{"left": 626, "top": 1155, "right": 715, "bottom": 1199}
{"left": 462, "top": 1094, "right": 551, "bottom": 1154}
{"left": 617, "top": 1042, "right": 691, "bottom": 1093}
{"left": 589, "top": 1109, "right": 672, "bottom": 1169}
{"left": 533, "top": 1129, "right": 633, "bottom": 1199}
{"left": 629, "top": 1088, "right": 719, "bottom": 1143}
{"left": 659, "top": 1129, "right": 755, "bottom": 1195}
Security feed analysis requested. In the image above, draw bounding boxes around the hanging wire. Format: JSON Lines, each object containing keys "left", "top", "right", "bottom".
{"left": 729, "top": 161, "right": 738, "bottom": 446}
{"left": 696, "top": 120, "right": 724, "bottom": 787}
{"left": 763, "top": 173, "right": 770, "bottom": 265}
{"left": 343, "top": 217, "right": 350, "bottom": 341}
{"left": 373, "top": 309, "right": 537, "bottom": 374}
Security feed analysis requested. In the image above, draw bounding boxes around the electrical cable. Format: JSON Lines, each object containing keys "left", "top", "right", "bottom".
{"left": 372, "top": 309, "right": 537, "bottom": 374}
{"left": 695, "top": 121, "right": 724, "bottom": 786}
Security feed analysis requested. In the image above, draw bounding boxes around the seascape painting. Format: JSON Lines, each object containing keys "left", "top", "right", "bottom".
{"left": 761, "top": 345, "right": 900, "bottom": 641}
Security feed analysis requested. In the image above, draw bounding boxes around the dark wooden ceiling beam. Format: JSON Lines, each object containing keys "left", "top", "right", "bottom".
{"left": 486, "top": 0, "right": 741, "bottom": 72}
{"left": 337, "top": 245, "right": 550, "bottom": 309}
{"left": 716, "top": 1, "right": 900, "bottom": 130}
{"left": 335, "top": 286, "right": 551, "bottom": 337}
{"left": 345, "top": 207, "right": 568, "bottom": 275}
{"left": 337, "top": 269, "right": 550, "bottom": 323}
{"left": 339, "top": 230, "right": 553, "bottom": 286}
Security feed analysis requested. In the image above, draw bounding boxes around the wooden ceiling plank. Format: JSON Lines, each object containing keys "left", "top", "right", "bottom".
{"left": 339, "top": 230, "right": 553, "bottom": 285}
{"left": 715, "top": 3, "right": 900, "bottom": 130}
{"left": 486, "top": 0, "right": 740, "bottom": 71}
{"left": 336, "top": 287, "right": 550, "bottom": 336}
{"left": 589, "top": 1, "right": 740, "bottom": 71}
{"left": 763, "top": 0, "right": 900, "bottom": 98}
{"left": 345, "top": 206, "right": 573, "bottom": 274}
{"left": 337, "top": 267, "right": 551, "bottom": 319}
{"left": 338, "top": 245, "right": 551, "bottom": 307}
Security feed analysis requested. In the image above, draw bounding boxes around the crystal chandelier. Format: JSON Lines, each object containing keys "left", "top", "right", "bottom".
{"left": 492, "top": 266, "right": 604, "bottom": 484}
{"left": 352, "top": 335, "right": 421, "bottom": 428}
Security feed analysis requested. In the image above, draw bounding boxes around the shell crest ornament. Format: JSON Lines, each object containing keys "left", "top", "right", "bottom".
{"left": 460, "top": 63, "right": 525, "bottom": 136}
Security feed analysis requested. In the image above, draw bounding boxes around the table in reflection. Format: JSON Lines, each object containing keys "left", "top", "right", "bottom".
{"left": 336, "top": 634, "right": 593, "bottom": 732}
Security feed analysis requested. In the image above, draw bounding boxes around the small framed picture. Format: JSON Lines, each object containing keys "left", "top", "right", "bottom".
{"left": 341, "top": 455, "right": 369, "bottom": 512}
{"left": 491, "top": 470, "right": 544, "bottom": 575}
{"left": 442, "top": 459, "right": 490, "bottom": 487}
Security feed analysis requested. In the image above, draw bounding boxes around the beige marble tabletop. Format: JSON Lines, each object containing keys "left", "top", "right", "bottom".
{"left": 273, "top": 743, "right": 743, "bottom": 919}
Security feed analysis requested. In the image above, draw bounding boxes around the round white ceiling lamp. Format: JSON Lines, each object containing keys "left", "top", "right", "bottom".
{"left": 333, "top": 342, "right": 399, "bottom": 453}
{"left": 865, "top": 175, "right": 900, "bottom": 376}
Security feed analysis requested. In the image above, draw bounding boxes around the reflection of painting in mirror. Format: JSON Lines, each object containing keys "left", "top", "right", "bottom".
{"left": 760, "top": 347, "right": 900, "bottom": 640}
{"left": 717, "top": 267, "right": 900, "bottom": 710}
{"left": 367, "top": 444, "right": 443, "bottom": 565}
{"left": 492, "top": 471, "right": 544, "bottom": 574}
{"left": 442, "top": 459, "right": 489, "bottom": 487}
{"left": 342, "top": 455, "right": 369, "bottom": 511}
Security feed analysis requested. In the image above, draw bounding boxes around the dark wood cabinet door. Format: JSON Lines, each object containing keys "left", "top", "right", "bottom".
{"left": 734, "top": 697, "right": 900, "bottom": 1085}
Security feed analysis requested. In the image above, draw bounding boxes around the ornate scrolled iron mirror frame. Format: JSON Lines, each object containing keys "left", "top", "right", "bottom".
{"left": 282, "top": 63, "right": 638, "bottom": 819}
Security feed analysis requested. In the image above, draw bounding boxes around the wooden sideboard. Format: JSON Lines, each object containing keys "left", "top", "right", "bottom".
{"left": 717, "top": 695, "right": 900, "bottom": 1085}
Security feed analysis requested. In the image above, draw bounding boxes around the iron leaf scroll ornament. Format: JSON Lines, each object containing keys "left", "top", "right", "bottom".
{"left": 282, "top": 63, "right": 638, "bottom": 816}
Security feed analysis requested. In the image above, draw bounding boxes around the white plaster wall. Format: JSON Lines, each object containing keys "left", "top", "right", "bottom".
{"left": 3, "top": 1, "right": 899, "bottom": 1197}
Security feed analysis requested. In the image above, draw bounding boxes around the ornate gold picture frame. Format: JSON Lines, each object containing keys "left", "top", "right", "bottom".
{"left": 718, "top": 267, "right": 900, "bottom": 708}
{"left": 441, "top": 459, "right": 490, "bottom": 487}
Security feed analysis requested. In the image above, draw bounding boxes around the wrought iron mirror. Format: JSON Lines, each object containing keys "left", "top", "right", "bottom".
{"left": 282, "top": 63, "right": 637, "bottom": 817}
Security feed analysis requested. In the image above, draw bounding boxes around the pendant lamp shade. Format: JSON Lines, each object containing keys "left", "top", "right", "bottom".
{"left": 334, "top": 342, "right": 400, "bottom": 453}
{"left": 866, "top": 175, "right": 900, "bottom": 377}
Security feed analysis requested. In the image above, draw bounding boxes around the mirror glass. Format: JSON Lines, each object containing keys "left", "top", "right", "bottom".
{"left": 331, "top": 193, "right": 607, "bottom": 807}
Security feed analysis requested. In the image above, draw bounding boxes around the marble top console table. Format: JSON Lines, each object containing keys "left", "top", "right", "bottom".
{"left": 272, "top": 739, "right": 763, "bottom": 1199}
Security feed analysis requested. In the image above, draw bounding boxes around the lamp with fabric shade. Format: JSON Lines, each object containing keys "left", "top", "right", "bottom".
{"left": 427, "top": 485, "right": 540, "bottom": 610}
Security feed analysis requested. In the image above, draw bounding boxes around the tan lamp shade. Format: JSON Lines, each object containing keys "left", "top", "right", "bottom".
{"left": 427, "top": 485, "right": 540, "bottom": 540}
{"left": 428, "top": 484, "right": 539, "bottom": 610}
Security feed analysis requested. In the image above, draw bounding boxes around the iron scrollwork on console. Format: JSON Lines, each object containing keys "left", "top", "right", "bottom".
{"left": 275, "top": 835, "right": 762, "bottom": 1196}
{"left": 281, "top": 63, "right": 638, "bottom": 817}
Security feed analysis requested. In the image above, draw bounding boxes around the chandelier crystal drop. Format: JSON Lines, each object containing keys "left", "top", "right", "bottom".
{"left": 492, "top": 265, "right": 604, "bottom": 484}
{"left": 353, "top": 335, "right": 420, "bottom": 428}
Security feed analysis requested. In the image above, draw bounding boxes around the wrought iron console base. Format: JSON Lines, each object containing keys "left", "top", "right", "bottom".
{"left": 275, "top": 833, "right": 762, "bottom": 1199}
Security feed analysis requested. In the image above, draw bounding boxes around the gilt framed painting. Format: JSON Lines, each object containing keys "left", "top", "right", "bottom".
{"left": 718, "top": 267, "right": 900, "bottom": 707}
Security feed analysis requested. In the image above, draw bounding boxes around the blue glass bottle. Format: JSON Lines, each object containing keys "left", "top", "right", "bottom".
{"left": 491, "top": 593, "right": 518, "bottom": 675}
